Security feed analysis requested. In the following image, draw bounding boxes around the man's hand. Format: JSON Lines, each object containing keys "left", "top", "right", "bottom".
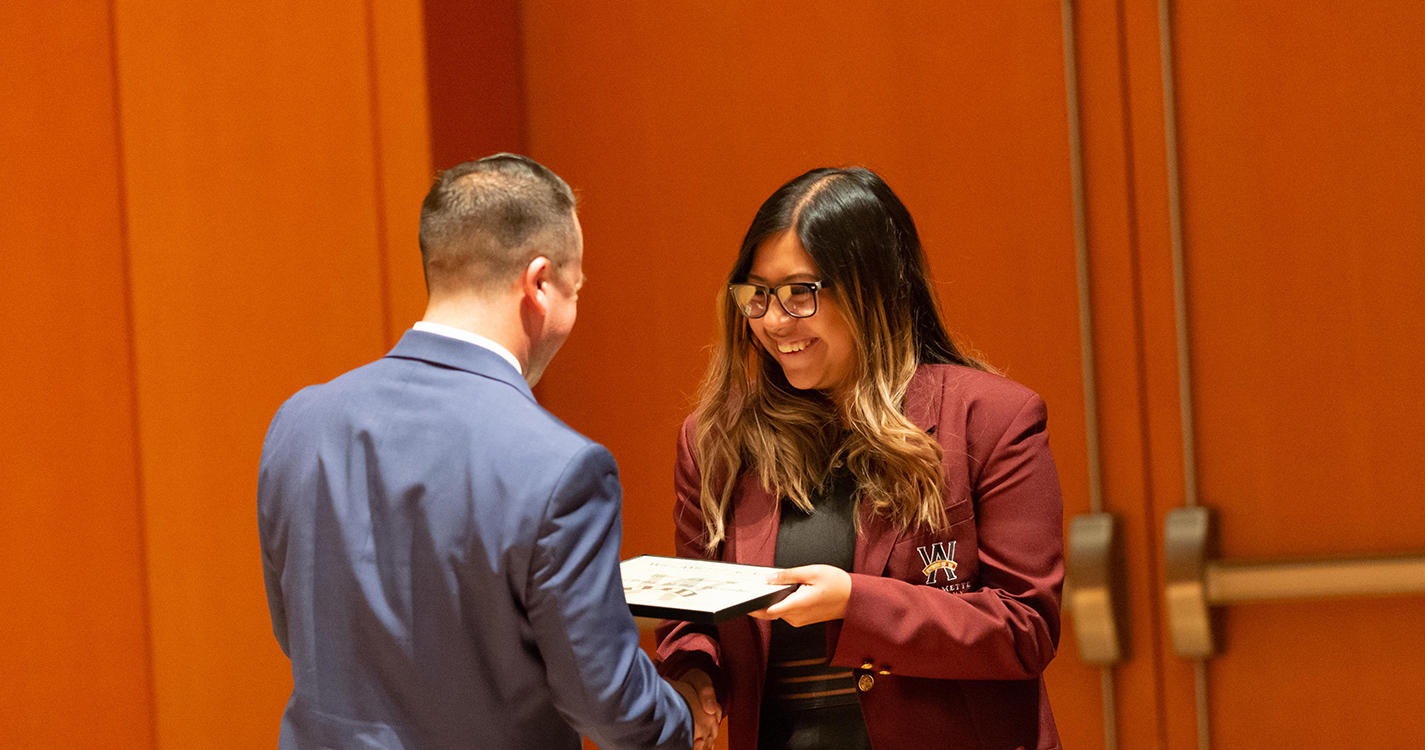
{"left": 669, "top": 668, "right": 721, "bottom": 750}
{"left": 749, "top": 564, "right": 851, "bottom": 627}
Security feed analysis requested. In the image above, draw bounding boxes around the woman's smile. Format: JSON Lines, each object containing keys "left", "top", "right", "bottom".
{"left": 773, "top": 337, "right": 816, "bottom": 355}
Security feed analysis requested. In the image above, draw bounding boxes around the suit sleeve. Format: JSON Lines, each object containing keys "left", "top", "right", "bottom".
{"left": 830, "top": 394, "right": 1064, "bottom": 680}
{"left": 525, "top": 443, "right": 694, "bottom": 750}
{"left": 653, "top": 418, "right": 730, "bottom": 706}
{"left": 256, "top": 407, "right": 290, "bottom": 657}
{"left": 259, "top": 536, "right": 289, "bottom": 657}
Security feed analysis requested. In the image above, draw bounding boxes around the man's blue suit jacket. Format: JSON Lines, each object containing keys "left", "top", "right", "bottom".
{"left": 258, "top": 330, "right": 692, "bottom": 750}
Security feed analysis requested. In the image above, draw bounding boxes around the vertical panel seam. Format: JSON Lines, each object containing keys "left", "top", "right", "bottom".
{"left": 1062, "top": 3, "right": 1114, "bottom": 748}
{"left": 512, "top": 0, "right": 531, "bottom": 156}
{"left": 1156, "top": 0, "right": 1209, "bottom": 745}
{"left": 1062, "top": 0, "right": 1104, "bottom": 517}
{"left": 365, "top": 0, "right": 395, "bottom": 350}
{"left": 1158, "top": 0, "right": 1198, "bottom": 511}
{"left": 511, "top": 0, "right": 534, "bottom": 401}
{"left": 1116, "top": 0, "right": 1170, "bottom": 746}
{"left": 107, "top": 0, "right": 160, "bottom": 746}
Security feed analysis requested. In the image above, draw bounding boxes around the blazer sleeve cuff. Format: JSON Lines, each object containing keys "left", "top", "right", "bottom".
{"left": 828, "top": 572, "right": 890, "bottom": 670}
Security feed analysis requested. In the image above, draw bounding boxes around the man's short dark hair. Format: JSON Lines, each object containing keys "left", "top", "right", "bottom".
{"left": 418, "top": 154, "right": 578, "bottom": 295}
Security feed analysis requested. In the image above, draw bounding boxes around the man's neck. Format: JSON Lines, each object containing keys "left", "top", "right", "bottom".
{"left": 421, "top": 297, "right": 529, "bottom": 370}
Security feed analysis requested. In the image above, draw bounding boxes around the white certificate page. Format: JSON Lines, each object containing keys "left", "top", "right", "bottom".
{"left": 620, "top": 555, "right": 796, "bottom": 622}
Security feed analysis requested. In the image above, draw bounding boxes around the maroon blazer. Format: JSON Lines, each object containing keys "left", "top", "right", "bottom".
{"left": 655, "top": 364, "right": 1065, "bottom": 750}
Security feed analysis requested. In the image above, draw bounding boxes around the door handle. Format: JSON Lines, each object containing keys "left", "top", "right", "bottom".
{"left": 1164, "top": 506, "right": 1425, "bottom": 658}
{"left": 1066, "top": 512, "right": 1130, "bottom": 664}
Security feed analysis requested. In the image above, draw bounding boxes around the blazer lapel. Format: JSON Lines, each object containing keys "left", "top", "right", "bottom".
{"left": 853, "top": 506, "right": 900, "bottom": 577}
{"left": 727, "top": 472, "right": 779, "bottom": 664}
{"left": 903, "top": 364, "right": 943, "bottom": 435}
{"left": 853, "top": 365, "right": 943, "bottom": 576}
{"left": 729, "top": 472, "right": 779, "bottom": 567}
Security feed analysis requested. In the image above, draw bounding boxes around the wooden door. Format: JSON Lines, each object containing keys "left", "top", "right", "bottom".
{"left": 1067, "top": 1, "right": 1425, "bottom": 748}
{"left": 1164, "top": 1, "right": 1423, "bottom": 747}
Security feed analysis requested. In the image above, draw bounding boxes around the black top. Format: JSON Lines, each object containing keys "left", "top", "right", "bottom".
{"left": 759, "top": 465, "right": 872, "bottom": 750}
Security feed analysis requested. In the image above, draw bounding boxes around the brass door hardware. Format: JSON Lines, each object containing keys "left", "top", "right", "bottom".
{"left": 1164, "top": 506, "right": 1425, "bottom": 658}
{"left": 1066, "top": 513, "right": 1130, "bottom": 665}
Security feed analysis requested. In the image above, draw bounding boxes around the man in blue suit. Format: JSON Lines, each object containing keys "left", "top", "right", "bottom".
{"left": 258, "top": 154, "right": 717, "bottom": 749}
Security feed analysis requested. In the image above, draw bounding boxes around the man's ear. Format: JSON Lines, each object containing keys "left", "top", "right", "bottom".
{"left": 520, "top": 256, "right": 554, "bottom": 313}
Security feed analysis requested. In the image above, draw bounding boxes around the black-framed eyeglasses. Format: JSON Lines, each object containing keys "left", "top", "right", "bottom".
{"left": 728, "top": 281, "right": 826, "bottom": 319}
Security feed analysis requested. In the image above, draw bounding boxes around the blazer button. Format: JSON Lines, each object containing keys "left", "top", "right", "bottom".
{"left": 860, "top": 661, "right": 873, "bottom": 670}
{"left": 857, "top": 674, "right": 874, "bottom": 692}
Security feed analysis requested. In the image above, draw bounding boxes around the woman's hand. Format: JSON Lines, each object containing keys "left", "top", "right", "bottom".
{"left": 749, "top": 564, "right": 852, "bottom": 627}
{"left": 669, "top": 668, "right": 721, "bottom": 750}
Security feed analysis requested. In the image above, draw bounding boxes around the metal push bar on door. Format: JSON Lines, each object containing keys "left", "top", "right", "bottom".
{"left": 1164, "top": 506, "right": 1425, "bottom": 658}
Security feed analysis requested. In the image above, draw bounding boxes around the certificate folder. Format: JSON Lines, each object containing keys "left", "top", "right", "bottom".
{"left": 620, "top": 555, "right": 797, "bottom": 624}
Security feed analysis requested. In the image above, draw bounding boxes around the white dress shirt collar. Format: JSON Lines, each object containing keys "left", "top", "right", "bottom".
{"left": 412, "top": 321, "right": 523, "bottom": 376}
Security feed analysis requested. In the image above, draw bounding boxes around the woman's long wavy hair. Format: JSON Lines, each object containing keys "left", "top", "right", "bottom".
{"left": 692, "top": 167, "right": 989, "bottom": 553}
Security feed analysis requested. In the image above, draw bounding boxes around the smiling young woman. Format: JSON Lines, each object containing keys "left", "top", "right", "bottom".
{"left": 655, "top": 167, "right": 1067, "bottom": 750}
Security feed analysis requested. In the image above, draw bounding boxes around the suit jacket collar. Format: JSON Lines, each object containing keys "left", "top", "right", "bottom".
{"left": 384, "top": 329, "right": 535, "bottom": 402}
{"left": 730, "top": 365, "right": 945, "bottom": 577}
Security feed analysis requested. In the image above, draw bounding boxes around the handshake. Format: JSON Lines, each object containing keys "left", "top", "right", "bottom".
{"left": 668, "top": 668, "right": 722, "bottom": 750}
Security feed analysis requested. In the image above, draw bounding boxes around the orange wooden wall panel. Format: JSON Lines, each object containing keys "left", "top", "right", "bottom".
{"left": 371, "top": 0, "right": 437, "bottom": 343}
{"left": 423, "top": 0, "right": 526, "bottom": 169}
{"left": 0, "top": 2, "right": 156, "bottom": 748}
{"left": 3, "top": 0, "right": 425, "bottom": 745}
{"left": 1176, "top": 0, "right": 1425, "bottom": 556}
{"left": 108, "top": 0, "right": 430, "bottom": 745}
{"left": 523, "top": 0, "right": 1089, "bottom": 551}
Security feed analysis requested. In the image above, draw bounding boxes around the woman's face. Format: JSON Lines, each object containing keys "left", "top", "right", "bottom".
{"left": 745, "top": 230, "right": 857, "bottom": 396}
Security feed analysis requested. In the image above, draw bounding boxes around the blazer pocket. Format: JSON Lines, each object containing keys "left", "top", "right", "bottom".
{"left": 895, "top": 496, "right": 974, "bottom": 539}
{"left": 887, "top": 508, "right": 978, "bottom": 592}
